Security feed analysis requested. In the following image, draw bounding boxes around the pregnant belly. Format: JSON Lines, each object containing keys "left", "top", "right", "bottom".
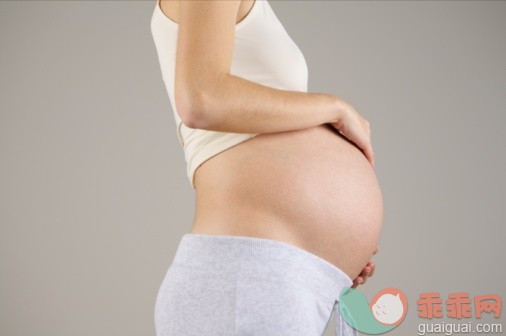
{"left": 192, "top": 124, "right": 384, "bottom": 279}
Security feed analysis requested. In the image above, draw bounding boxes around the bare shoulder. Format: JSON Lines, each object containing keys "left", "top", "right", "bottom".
{"left": 158, "top": 0, "right": 180, "bottom": 24}
{"left": 158, "top": 0, "right": 255, "bottom": 26}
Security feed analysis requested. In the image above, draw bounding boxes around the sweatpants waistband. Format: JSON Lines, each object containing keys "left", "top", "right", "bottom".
{"left": 171, "top": 233, "right": 353, "bottom": 300}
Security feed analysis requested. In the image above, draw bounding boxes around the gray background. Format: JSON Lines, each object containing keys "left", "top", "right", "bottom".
{"left": 1, "top": 1, "right": 504, "bottom": 335}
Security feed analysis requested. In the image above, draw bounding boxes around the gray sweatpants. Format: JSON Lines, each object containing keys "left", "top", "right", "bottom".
{"left": 154, "top": 233, "right": 358, "bottom": 336}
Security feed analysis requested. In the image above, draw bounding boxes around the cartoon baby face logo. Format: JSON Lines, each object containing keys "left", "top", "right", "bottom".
{"left": 339, "top": 287, "right": 408, "bottom": 334}
{"left": 370, "top": 288, "right": 408, "bottom": 326}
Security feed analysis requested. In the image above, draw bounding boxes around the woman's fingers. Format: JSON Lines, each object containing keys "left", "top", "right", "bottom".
{"left": 368, "top": 262, "right": 376, "bottom": 278}
{"left": 352, "top": 258, "right": 378, "bottom": 288}
{"left": 360, "top": 120, "right": 375, "bottom": 167}
{"left": 352, "top": 276, "right": 364, "bottom": 288}
{"left": 354, "top": 266, "right": 371, "bottom": 287}
{"left": 332, "top": 121, "right": 374, "bottom": 167}
{"left": 330, "top": 99, "right": 375, "bottom": 167}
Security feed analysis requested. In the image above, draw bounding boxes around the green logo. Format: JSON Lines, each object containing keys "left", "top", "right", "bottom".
{"left": 339, "top": 287, "right": 408, "bottom": 334}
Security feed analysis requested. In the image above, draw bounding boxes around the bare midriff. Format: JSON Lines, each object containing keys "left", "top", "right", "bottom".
{"left": 191, "top": 124, "right": 384, "bottom": 280}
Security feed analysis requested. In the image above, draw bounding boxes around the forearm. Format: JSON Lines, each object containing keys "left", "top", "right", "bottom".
{"left": 185, "top": 73, "right": 341, "bottom": 134}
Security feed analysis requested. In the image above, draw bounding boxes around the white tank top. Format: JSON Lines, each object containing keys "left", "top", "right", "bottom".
{"left": 150, "top": 0, "right": 308, "bottom": 188}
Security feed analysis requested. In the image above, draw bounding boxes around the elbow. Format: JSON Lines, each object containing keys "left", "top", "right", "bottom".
{"left": 175, "top": 88, "right": 204, "bottom": 129}
{"left": 175, "top": 73, "right": 230, "bottom": 130}
{"left": 179, "top": 107, "right": 201, "bottom": 130}
{"left": 175, "top": 86, "right": 216, "bottom": 130}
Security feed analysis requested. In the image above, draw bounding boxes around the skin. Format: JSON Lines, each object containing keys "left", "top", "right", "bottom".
{"left": 159, "top": 0, "right": 382, "bottom": 287}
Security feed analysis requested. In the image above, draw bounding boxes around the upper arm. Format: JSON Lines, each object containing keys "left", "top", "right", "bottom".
{"left": 174, "top": 0, "right": 240, "bottom": 123}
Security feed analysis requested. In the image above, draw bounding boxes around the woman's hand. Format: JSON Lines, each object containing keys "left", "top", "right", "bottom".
{"left": 330, "top": 97, "right": 375, "bottom": 167}
{"left": 351, "top": 246, "right": 379, "bottom": 288}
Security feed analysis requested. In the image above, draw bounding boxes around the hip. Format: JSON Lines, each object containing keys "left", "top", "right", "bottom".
{"left": 155, "top": 233, "right": 358, "bottom": 336}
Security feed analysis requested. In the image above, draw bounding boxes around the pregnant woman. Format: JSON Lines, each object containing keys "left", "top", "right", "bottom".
{"left": 151, "top": 0, "right": 384, "bottom": 335}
